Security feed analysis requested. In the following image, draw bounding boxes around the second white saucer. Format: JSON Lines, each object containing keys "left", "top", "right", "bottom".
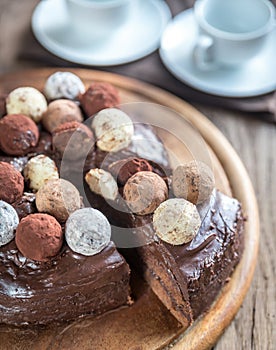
{"left": 159, "top": 9, "right": 276, "bottom": 97}
{"left": 32, "top": 0, "right": 171, "bottom": 66}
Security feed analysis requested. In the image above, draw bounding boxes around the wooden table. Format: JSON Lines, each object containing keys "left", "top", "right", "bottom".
{"left": 0, "top": 1, "right": 275, "bottom": 349}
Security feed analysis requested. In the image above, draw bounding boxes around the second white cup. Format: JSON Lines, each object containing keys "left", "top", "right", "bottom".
{"left": 193, "top": 0, "right": 276, "bottom": 70}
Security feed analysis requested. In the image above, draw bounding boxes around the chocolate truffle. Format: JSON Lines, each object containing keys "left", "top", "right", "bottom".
{"left": 123, "top": 171, "right": 168, "bottom": 215}
{"left": 36, "top": 179, "right": 81, "bottom": 222}
{"left": 108, "top": 158, "right": 153, "bottom": 185}
{"left": 42, "top": 99, "right": 83, "bottom": 133}
{"left": 85, "top": 168, "right": 118, "bottom": 200}
{"left": 6, "top": 87, "right": 47, "bottom": 123}
{"left": 23, "top": 155, "right": 59, "bottom": 191}
{"left": 0, "top": 114, "right": 39, "bottom": 156}
{"left": 172, "top": 160, "right": 215, "bottom": 204}
{"left": 0, "top": 200, "right": 19, "bottom": 247}
{"left": 0, "top": 162, "right": 24, "bottom": 204}
{"left": 79, "top": 82, "right": 120, "bottom": 117}
{"left": 92, "top": 108, "right": 134, "bottom": 152}
{"left": 52, "top": 121, "right": 94, "bottom": 160}
{"left": 65, "top": 208, "right": 111, "bottom": 256}
{"left": 15, "top": 213, "right": 63, "bottom": 262}
{"left": 153, "top": 198, "right": 201, "bottom": 245}
{"left": 44, "top": 71, "right": 85, "bottom": 100}
{"left": 13, "top": 192, "right": 37, "bottom": 220}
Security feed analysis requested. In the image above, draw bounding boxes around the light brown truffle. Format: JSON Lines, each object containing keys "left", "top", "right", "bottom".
{"left": 172, "top": 161, "right": 215, "bottom": 204}
{"left": 0, "top": 162, "right": 24, "bottom": 204}
{"left": 36, "top": 179, "right": 81, "bottom": 222}
{"left": 123, "top": 171, "right": 168, "bottom": 215}
{"left": 42, "top": 99, "right": 83, "bottom": 133}
{"left": 52, "top": 121, "right": 94, "bottom": 160}
{"left": 15, "top": 213, "right": 63, "bottom": 262}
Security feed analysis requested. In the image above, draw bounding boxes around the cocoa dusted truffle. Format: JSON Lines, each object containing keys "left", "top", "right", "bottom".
{"left": 0, "top": 162, "right": 24, "bottom": 204}
{"left": 79, "top": 82, "right": 120, "bottom": 117}
{"left": 36, "top": 178, "right": 81, "bottom": 222}
{"left": 109, "top": 158, "right": 153, "bottom": 185}
{"left": 42, "top": 99, "right": 83, "bottom": 133}
{"left": 0, "top": 114, "right": 39, "bottom": 156}
{"left": 123, "top": 171, "right": 168, "bottom": 215}
{"left": 15, "top": 213, "right": 63, "bottom": 262}
{"left": 172, "top": 160, "right": 215, "bottom": 204}
{"left": 52, "top": 121, "right": 94, "bottom": 161}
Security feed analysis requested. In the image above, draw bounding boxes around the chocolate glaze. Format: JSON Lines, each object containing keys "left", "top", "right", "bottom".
{"left": 0, "top": 241, "right": 130, "bottom": 326}
{"left": 12, "top": 192, "right": 37, "bottom": 220}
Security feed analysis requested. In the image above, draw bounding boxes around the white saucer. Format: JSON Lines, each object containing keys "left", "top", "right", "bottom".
{"left": 159, "top": 9, "right": 276, "bottom": 97}
{"left": 31, "top": 0, "right": 171, "bottom": 66}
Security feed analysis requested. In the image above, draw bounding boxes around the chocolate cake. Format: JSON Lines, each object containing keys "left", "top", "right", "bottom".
{"left": 0, "top": 71, "right": 244, "bottom": 331}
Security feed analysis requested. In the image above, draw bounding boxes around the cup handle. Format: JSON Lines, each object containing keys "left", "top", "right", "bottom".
{"left": 193, "top": 35, "right": 217, "bottom": 71}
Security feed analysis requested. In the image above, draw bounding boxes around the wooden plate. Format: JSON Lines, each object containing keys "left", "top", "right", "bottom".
{"left": 0, "top": 68, "right": 259, "bottom": 350}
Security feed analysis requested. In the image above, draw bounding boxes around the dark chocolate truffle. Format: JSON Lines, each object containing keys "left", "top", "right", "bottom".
{"left": 52, "top": 121, "right": 94, "bottom": 160}
{"left": 0, "top": 162, "right": 24, "bottom": 204}
{"left": 15, "top": 213, "right": 63, "bottom": 262}
{"left": 0, "top": 114, "right": 39, "bottom": 156}
{"left": 109, "top": 158, "right": 153, "bottom": 185}
{"left": 79, "top": 82, "right": 120, "bottom": 117}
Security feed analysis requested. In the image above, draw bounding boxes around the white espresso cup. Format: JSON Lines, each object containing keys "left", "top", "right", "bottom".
{"left": 65, "top": 0, "right": 133, "bottom": 41}
{"left": 193, "top": 0, "right": 276, "bottom": 70}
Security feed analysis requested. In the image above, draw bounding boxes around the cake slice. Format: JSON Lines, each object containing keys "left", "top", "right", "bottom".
{"left": 0, "top": 240, "right": 130, "bottom": 326}
{"left": 126, "top": 190, "right": 244, "bottom": 323}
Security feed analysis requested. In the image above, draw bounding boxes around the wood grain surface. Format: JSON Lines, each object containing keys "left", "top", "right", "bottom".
{"left": 0, "top": 1, "right": 275, "bottom": 350}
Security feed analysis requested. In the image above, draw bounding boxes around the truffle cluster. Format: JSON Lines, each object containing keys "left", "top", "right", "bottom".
{"left": 0, "top": 70, "right": 215, "bottom": 265}
{"left": 0, "top": 72, "right": 124, "bottom": 262}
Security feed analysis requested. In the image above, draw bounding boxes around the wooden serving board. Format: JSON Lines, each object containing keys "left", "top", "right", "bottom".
{"left": 0, "top": 68, "right": 259, "bottom": 350}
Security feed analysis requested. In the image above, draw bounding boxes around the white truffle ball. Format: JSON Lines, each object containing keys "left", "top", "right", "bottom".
{"left": 65, "top": 208, "right": 111, "bottom": 256}
{"left": 85, "top": 168, "right": 118, "bottom": 201}
{"left": 44, "top": 71, "right": 85, "bottom": 100}
{"left": 153, "top": 198, "right": 201, "bottom": 245}
{"left": 92, "top": 108, "right": 134, "bottom": 152}
{"left": 23, "top": 155, "right": 59, "bottom": 191}
{"left": 6, "top": 87, "right": 47, "bottom": 123}
{"left": 0, "top": 200, "right": 19, "bottom": 247}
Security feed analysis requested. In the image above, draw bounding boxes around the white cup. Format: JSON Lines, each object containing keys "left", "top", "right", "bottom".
{"left": 193, "top": 0, "right": 276, "bottom": 70}
{"left": 65, "top": 0, "right": 133, "bottom": 42}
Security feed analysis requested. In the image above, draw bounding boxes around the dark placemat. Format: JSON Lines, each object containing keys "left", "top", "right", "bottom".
{"left": 18, "top": 0, "right": 276, "bottom": 122}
